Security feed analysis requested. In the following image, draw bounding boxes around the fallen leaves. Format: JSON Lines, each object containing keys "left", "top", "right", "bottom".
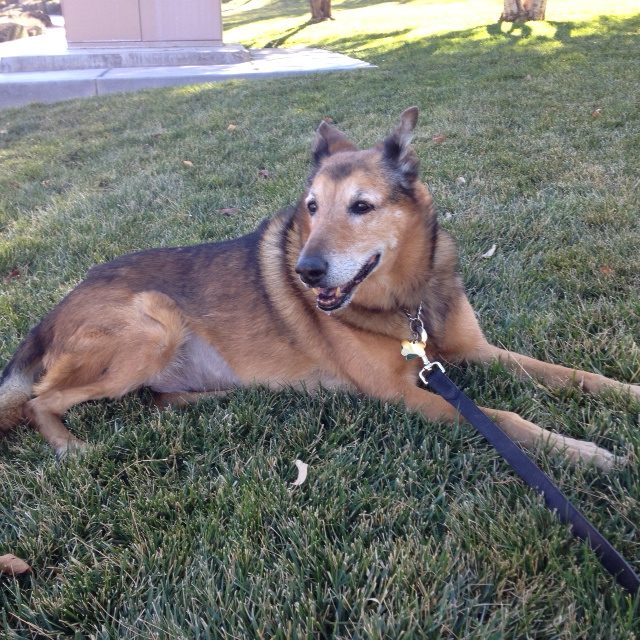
{"left": 182, "top": 160, "right": 194, "bottom": 168}
{"left": 481, "top": 244, "right": 497, "bottom": 259}
{"left": 258, "top": 169, "right": 271, "bottom": 179}
{"left": 431, "top": 133, "right": 447, "bottom": 145}
{"left": 599, "top": 265, "right": 614, "bottom": 276}
{"left": 0, "top": 554, "right": 31, "bottom": 576}
{"left": 227, "top": 123, "right": 237, "bottom": 132}
{"left": 216, "top": 207, "right": 240, "bottom": 216}
{"left": 291, "top": 460, "right": 308, "bottom": 486}
{"left": 3, "top": 267, "right": 21, "bottom": 283}
{"left": 591, "top": 108, "right": 602, "bottom": 118}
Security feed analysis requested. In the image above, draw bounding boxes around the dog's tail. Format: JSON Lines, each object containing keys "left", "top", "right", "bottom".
{"left": 0, "top": 321, "right": 50, "bottom": 434}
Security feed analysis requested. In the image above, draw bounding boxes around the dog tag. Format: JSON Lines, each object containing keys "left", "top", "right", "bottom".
{"left": 401, "top": 339, "right": 426, "bottom": 361}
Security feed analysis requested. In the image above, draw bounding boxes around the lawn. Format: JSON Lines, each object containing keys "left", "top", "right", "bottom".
{"left": 1, "top": 0, "right": 640, "bottom": 637}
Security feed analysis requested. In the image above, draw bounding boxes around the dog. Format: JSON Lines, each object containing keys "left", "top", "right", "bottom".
{"left": 1, "top": 107, "right": 638, "bottom": 469}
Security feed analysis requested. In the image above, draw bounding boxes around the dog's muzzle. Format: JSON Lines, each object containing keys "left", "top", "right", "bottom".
{"left": 296, "top": 253, "right": 381, "bottom": 312}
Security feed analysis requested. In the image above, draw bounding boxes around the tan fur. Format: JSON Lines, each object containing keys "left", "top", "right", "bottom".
{"left": 1, "top": 108, "right": 638, "bottom": 469}
{"left": 0, "top": 373, "right": 31, "bottom": 433}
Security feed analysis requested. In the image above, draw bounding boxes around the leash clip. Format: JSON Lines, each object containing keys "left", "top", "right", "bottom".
{"left": 418, "top": 360, "right": 445, "bottom": 386}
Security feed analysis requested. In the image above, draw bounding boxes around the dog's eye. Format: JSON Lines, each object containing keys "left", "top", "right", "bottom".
{"left": 307, "top": 200, "right": 318, "bottom": 215}
{"left": 351, "top": 201, "right": 373, "bottom": 215}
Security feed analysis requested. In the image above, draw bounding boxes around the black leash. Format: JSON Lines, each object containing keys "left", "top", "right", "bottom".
{"left": 421, "top": 363, "right": 640, "bottom": 595}
{"left": 400, "top": 308, "right": 639, "bottom": 595}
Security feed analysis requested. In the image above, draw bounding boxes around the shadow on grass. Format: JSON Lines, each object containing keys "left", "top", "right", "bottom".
{"left": 264, "top": 18, "right": 316, "bottom": 48}
{"left": 323, "top": 12, "right": 640, "bottom": 65}
{"left": 485, "top": 20, "right": 533, "bottom": 40}
{"left": 482, "top": 13, "right": 640, "bottom": 49}
{"left": 337, "top": 0, "right": 432, "bottom": 7}
{"left": 223, "top": 0, "right": 311, "bottom": 32}
{"left": 481, "top": 13, "right": 640, "bottom": 46}
{"left": 223, "top": 0, "right": 444, "bottom": 35}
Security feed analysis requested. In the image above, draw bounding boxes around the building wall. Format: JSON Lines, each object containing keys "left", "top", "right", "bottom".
{"left": 63, "top": 0, "right": 223, "bottom": 46}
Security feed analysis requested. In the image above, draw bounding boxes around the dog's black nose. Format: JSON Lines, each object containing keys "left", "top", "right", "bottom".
{"left": 295, "top": 255, "right": 328, "bottom": 286}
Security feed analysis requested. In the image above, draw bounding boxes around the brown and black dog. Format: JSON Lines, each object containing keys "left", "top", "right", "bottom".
{"left": 1, "top": 107, "right": 638, "bottom": 467}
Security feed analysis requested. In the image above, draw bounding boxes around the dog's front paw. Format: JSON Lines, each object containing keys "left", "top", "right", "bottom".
{"left": 561, "top": 437, "right": 627, "bottom": 472}
{"left": 596, "top": 449, "right": 630, "bottom": 471}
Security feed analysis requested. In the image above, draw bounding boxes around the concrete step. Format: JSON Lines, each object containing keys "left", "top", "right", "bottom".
{"left": 0, "top": 48, "right": 373, "bottom": 109}
{"left": 0, "top": 43, "right": 251, "bottom": 73}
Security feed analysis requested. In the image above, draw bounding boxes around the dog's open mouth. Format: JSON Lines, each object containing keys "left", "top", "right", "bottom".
{"left": 313, "top": 254, "right": 380, "bottom": 312}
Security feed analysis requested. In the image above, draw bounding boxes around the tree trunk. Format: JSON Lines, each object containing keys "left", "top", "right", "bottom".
{"left": 501, "top": 0, "right": 547, "bottom": 21}
{"left": 309, "top": 0, "right": 331, "bottom": 22}
{"left": 525, "top": 0, "right": 547, "bottom": 19}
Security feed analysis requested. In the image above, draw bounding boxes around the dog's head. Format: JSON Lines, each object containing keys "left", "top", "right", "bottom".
{"left": 295, "top": 107, "right": 433, "bottom": 313}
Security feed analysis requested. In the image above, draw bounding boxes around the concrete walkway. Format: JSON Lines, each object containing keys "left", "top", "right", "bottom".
{"left": 0, "top": 20, "right": 373, "bottom": 109}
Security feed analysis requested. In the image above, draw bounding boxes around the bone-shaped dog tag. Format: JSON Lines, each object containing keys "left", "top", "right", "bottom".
{"left": 401, "top": 339, "right": 426, "bottom": 361}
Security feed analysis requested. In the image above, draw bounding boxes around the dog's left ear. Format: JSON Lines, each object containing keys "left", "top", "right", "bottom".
{"left": 312, "top": 120, "right": 357, "bottom": 166}
{"left": 382, "top": 106, "right": 420, "bottom": 188}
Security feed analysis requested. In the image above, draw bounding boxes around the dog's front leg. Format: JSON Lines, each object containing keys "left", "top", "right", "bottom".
{"left": 475, "top": 345, "right": 640, "bottom": 400}
{"left": 440, "top": 296, "right": 639, "bottom": 399}
{"left": 335, "top": 329, "right": 620, "bottom": 470}
{"left": 399, "top": 384, "right": 619, "bottom": 470}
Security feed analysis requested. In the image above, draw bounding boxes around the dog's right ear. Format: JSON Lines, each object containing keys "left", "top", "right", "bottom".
{"left": 312, "top": 120, "right": 357, "bottom": 166}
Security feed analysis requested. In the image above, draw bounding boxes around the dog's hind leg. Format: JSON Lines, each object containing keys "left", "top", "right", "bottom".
{"left": 24, "top": 291, "right": 187, "bottom": 457}
{"left": 24, "top": 383, "right": 104, "bottom": 456}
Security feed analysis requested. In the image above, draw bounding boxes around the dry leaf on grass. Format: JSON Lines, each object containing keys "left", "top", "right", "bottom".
{"left": 432, "top": 133, "right": 446, "bottom": 144}
{"left": 599, "top": 265, "right": 614, "bottom": 276}
{"left": 3, "top": 267, "right": 21, "bottom": 283}
{"left": 591, "top": 108, "right": 602, "bottom": 118}
{"left": 291, "top": 460, "right": 308, "bottom": 486}
{"left": 182, "top": 160, "right": 194, "bottom": 168}
{"left": 0, "top": 554, "right": 31, "bottom": 576}
{"left": 227, "top": 123, "right": 237, "bottom": 131}
{"left": 217, "top": 208, "right": 240, "bottom": 216}
{"left": 258, "top": 169, "right": 271, "bottom": 179}
{"left": 481, "top": 244, "right": 497, "bottom": 259}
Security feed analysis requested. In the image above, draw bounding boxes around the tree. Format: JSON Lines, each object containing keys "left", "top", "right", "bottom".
{"left": 309, "top": 0, "right": 331, "bottom": 22}
{"left": 501, "top": 0, "right": 547, "bottom": 21}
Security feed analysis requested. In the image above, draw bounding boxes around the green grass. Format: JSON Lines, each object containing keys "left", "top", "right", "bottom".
{"left": 1, "top": 1, "right": 640, "bottom": 637}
